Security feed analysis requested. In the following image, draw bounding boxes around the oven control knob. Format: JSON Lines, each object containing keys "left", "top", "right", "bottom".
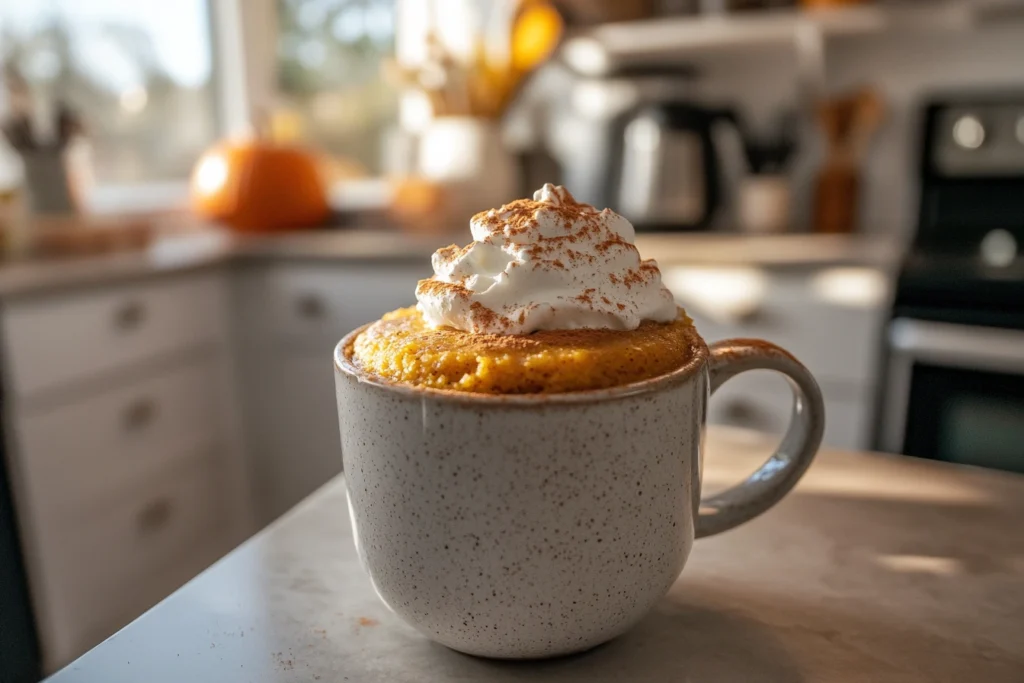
{"left": 980, "top": 229, "right": 1017, "bottom": 268}
{"left": 952, "top": 114, "right": 986, "bottom": 150}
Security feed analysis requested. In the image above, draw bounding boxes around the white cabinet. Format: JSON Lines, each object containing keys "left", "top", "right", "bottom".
{"left": 232, "top": 262, "right": 423, "bottom": 524}
{"left": 3, "top": 275, "right": 227, "bottom": 397}
{"left": 1, "top": 270, "right": 252, "bottom": 673}
{"left": 663, "top": 264, "right": 890, "bottom": 450}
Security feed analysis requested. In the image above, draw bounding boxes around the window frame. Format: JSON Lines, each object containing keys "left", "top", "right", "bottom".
{"left": 61, "top": 0, "right": 279, "bottom": 214}
{"left": 18, "top": 0, "right": 398, "bottom": 214}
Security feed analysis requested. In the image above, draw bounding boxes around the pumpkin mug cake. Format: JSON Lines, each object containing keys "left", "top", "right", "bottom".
{"left": 348, "top": 184, "right": 702, "bottom": 394}
{"left": 335, "top": 184, "right": 824, "bottom": 659}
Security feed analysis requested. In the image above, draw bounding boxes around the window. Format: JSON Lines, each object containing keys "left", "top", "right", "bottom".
{"left": 0, "top": 0, "right": 399, "bottom": 209}
{"left": 275, "top": 0, "right": 397, "bottom": 173}
{"left": 0, "top": 0, "right": 217, "bottom": 185}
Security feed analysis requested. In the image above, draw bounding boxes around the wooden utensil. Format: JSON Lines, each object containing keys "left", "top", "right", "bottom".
{"left": 813, "top": 87, "right": 885, "bottom": 234}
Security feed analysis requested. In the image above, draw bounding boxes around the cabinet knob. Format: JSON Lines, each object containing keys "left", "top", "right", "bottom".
{"left": 296, "top": 293, "right": 326, "bottom": 320}
{"left": 136, "top": 497, "right": 173, "bottom": 535}
{"left": 721, "top": 399, "right": 771, "bottom": 429}
{"left": 113, "top": 300, "right": 146, "bottom": 331}
{"left": 734, "top": 307, "right": 768, "bottom": 325}
{"left": 122, "top": 397, "right": 158, "bottom": 431}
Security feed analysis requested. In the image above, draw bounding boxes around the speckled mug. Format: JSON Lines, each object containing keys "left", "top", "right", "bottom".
{"left": 334, "top": 327, "right": 824, "bottom": 659}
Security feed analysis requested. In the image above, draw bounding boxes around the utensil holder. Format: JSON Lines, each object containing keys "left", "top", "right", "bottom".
{"left": 21, "top": 150, "right": 76, "bottom": 215}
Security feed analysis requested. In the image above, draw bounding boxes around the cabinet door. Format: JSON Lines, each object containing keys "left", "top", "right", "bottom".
{"left": 234, "top": 263, "right": 426, "bottom": 355}
{"left": 247, "top": 354, "right": 342, "bottom": 523}
{"left": 233, "top": 263, "right": 424, "bottom": 523}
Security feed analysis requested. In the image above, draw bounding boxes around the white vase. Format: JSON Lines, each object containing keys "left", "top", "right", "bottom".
{"left": 418, "top": 117, "right": 518, "bottom": 227}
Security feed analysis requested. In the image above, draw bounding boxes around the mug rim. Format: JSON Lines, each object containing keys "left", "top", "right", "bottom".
{"left": 334, "top": 321, "right": 710, "bottom": 406}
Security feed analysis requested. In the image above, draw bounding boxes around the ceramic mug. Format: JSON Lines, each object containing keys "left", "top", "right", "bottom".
{"left": 334, "top": 325, "right": 824, "bottom": 659}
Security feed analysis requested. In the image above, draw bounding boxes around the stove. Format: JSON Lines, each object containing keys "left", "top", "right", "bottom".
{"left": 877, "top": 93, "right": 1024, "bottom": 473}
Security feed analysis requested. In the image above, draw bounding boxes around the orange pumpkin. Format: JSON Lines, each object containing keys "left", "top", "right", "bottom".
{"left": 190, "top": 140, "right": 329, "bottom": 233}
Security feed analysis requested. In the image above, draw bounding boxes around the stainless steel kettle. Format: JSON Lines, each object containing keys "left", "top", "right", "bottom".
{"left": 613, "top": 102, "right": 739, "bottom": 231}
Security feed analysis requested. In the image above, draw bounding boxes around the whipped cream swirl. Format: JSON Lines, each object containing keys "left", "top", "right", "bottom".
{"left": 415, "top": 184, "right": 677, "bottom": 335}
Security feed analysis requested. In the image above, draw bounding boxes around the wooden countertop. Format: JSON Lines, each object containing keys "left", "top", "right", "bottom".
{"left": 47, "top": 427, "right": 1024, "bottom": 682}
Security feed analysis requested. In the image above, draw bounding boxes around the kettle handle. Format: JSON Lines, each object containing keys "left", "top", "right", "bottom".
{"left": 701, "top": 106, "right": 742, "bottom": 230}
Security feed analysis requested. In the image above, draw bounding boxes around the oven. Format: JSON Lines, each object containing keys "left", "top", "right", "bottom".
{"left": 876, "top": 91, "right": 1024, "bottom": 473}
{"left": 881, "top": 318, "right": 1024, "bottom": 473}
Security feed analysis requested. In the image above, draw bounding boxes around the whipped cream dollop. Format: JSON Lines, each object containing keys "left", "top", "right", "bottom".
{"left": 415, "top": 184, "right": 677, "bottom": 335}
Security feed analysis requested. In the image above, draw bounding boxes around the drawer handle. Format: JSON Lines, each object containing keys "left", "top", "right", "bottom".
{"left": 122, "top": 397, "right": 158, "bottom": 431}
{"left": 136, "top": 497, "right": 173, "bottom": 535}
{"left": 722, "top": 399, "right": 770, "bottom": 428}
{"left": 113, "top": 300, "right": 146, "bottom": 332}
{"left": 295, "top": 293, "right": 326, "bottom": 320}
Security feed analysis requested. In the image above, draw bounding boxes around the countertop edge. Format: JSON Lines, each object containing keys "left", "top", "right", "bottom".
{"left": 0, "top": 231, "right": 903, "bottom": 300}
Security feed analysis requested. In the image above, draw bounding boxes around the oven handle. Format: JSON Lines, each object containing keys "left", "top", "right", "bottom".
{"left": 879, "top": 318, "right": 1024, "bottom": 454}
{"left": 890, "top": 318, "right": 1024, "bottom": 374}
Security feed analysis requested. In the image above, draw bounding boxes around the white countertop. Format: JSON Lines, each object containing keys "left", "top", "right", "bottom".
{"left": 0, "top": 230, "right": 901, "bottom": 299}
{"left": 47, "top": 427, "right": 1024, "bottom": 682}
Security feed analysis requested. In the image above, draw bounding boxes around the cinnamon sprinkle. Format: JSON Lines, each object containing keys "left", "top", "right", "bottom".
{"left": 594, "top": 238, "right": 635, "bottom": 254}
{"left": 416, "top": 279, "right": 470, "bottom": 300}
{"left": 471, "top": 186, "right": 599, "bottom": 241}
{"left": 621, "top": 265, "right": 656, "bottom": 290}
{"left": 432, "top": 243, "right": 471, "bottom": 266}
{"left": 468, "top": 301, "right": 514, "bottom": 332}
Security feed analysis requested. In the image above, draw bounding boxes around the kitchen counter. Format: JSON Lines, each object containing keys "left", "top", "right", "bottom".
{"left": 47, "top": 427, "right": 1024, "bottom": 682}
{"left": 0, "top": 229, "right": 901, "bottom": 299}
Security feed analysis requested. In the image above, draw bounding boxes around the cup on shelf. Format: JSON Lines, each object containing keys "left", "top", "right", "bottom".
{"left": 738, "top": 173, "right": 792, "bottom": 234}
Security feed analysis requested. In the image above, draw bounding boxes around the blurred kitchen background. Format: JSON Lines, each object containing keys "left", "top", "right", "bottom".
{"left": 2, "top": 0, "right": 1024, "bottom": 679}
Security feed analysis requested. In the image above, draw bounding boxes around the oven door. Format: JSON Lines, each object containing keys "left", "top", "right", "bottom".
{"left": 881, "top": 318, "right": 1024, "bottom": 474}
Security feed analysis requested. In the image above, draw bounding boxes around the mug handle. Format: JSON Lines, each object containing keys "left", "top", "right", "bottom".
{"left": 695, "top": 339, "right": 826, "bottom": 539}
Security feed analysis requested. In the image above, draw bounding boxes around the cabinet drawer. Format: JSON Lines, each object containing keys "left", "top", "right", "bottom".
{"left": 239, "top": 263, "right": 424, "bottom": 351}
{"left": 664, "top": 266, "right": 889, "bottom": 386}
{"left": 37, "top": 455, "right": 228, "bottom": 669}
{"left": 707, "top": 371, "right": 870, "bottom": 450}
{"left": 16, "top": 359, "right": 223, "bottom": 514}
{"left": 3, "top": 272, "right": 227, "bottom": 397}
